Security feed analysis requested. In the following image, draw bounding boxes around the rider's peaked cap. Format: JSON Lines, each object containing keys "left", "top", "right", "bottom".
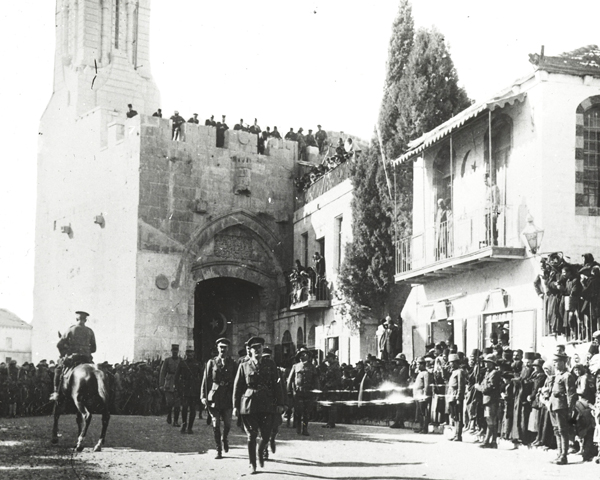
{"left": 75, "top": 311, "right": 90, "bottom": 317}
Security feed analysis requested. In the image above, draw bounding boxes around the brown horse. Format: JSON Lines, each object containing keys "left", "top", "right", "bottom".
{"left": 51, "top": 335, "right": 113, "bottom": 452}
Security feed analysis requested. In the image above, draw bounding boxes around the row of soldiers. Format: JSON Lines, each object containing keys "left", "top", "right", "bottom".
{"left": 410, "top": 336, "right": 600, "bottom": 465}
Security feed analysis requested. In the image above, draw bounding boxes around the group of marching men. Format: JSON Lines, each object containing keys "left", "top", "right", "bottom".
{"left": 410, "top": 334, "right": 600, "bottom": 465}
{"left": 159, "top": 337, "right": 334, "bottom": 475}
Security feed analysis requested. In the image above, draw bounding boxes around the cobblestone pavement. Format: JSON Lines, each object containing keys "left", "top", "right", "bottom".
{"left": 1, "top": 415, "right": 598, "bottom": 479}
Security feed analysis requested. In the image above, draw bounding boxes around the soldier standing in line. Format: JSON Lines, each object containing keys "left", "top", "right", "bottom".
{"left": 205, "top": 115, "right": 216, "bottom": 126}
{"left": 475, "top": 354, "right": 502, "bottom": 448}
{"left": 175, "top": 346, "right": 202, "bottom": 434}
{"left": 201, "top": 338, "right": 237, "bottom": 459}
{"left": 315, "top": 125, "right": 328, "bottom": 153}
{"left": 233, "top": 337, "right": 285, "bottom": 475}
{"left": 548, "top": 351, "right": 577, "bottom": 464}
{"left": 287, "top": 346, "right": 319, "bottom": 436}
{"left": 447, "top": 353, "right": 466, "bottom": 441}
{"left": 159, "top": 344, "right": 182, "bottom": 427}
{"left": 322, "top": 351, "right": 342, "bottom": 428}
{"left": 412, "top": 357, "right": 432, "bottom": 433}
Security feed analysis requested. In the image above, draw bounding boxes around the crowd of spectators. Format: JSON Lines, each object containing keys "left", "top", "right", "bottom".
{"left": 535, "top": 252, "right": 600, "bottom": 341}
{"left": 294, "top": 137, "right": 357, "bottom": 192}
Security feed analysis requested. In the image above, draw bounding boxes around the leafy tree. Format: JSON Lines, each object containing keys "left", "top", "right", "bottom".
{"left": 379, "top": 0, "right": 414, "bottom": 160}
{"left": 396, "top": 27, "right": 471, "bottom": 143}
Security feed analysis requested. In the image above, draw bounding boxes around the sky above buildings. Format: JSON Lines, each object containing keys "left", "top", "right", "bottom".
{"left": 0, "top": 0, "right": 598, "bottom": 322}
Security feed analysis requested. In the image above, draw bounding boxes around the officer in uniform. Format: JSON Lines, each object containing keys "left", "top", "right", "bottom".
{"left": 412, "top": 357, "right": 432, "bottom": 433}
{"left": 50, "top": 310, "right": 96, "bottom": 401}
{"left": 475, "top": 354, "right": 502, "bottom": 448}
{"left": 261, "top": 346, "right": 287, "bottom": 460}
{"left": 233, "top": 337, "right": 284, "bottom": 474}
{"left": 315, "top": 124, "right": 328, "bottom": 153}
{"left": 174, "top": 346, "right": 202, "bottom": 434}
{"left": 287, "top": 346, "right": 319, "bottom": 435}
{"left": 187, "top": 113, "right": 199, "bottom": 124}
{"left": 447, "top": 353, "right": 466, "bottom": 441}
{"left": 159, "top": 344, "right": 182, "bottom": 426}
{"left": 201, "top": 338, "right": 236, "bottom": 459}
{"left": 548, "top": 351, "right": 577, "bottom": 464}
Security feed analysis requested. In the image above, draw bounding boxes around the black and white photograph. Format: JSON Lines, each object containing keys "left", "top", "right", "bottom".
{"left": 1, "top": 0, "right": 600, "bottom": 478}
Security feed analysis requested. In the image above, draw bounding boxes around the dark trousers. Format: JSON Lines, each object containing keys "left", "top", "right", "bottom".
{"left": 550, "top": 409, "right": 570, "bottom": 460}
{"left": 449, "top": 400, "right": 464, "bottom": 439}
{"left": 180, "top": 396, "right": 196, "bottom": 430}
{"left": 242, "top": 413, "right": 274, "bottom": 467}
{"left": 416, "top": 399, "right": 430, "bottom": 432}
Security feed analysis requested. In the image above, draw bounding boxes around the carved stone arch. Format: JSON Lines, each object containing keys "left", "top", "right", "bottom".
{"left": 172, "top": 209, "right": 286, "bottom": 290}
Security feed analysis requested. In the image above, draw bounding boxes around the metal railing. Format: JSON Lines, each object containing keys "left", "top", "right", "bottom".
{"left": 288, "top": 273, "right": 329, "bottom": 308}
{"left": 396, "top": 205, "right": 518, "bottom": 275}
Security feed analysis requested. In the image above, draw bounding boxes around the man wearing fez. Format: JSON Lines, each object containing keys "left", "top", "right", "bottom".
{"left": 548, "top": 351, "right": 577, "bottom": 465}
{"left": 287, "top": 347, "right": 319, "bottom": 435}
{"left": 201, "top": 338, "right": 237, "bottom": 459}
{"left": 475, "top": 354, "right": 502, "bottom": 448}
{"left": 447, "top": 353, "right": 466, "bottom": 441}
{"left": 233, "top": 337, "right": 284, "bottom": 474}
{"left": 174, "top": 346, "right": 202, "bottom": 434}
{"left": 159, "top": 344, "right": 182, "bottom": 427}
{"left": 50, "top": 310, "right": 96, "bottom": 401}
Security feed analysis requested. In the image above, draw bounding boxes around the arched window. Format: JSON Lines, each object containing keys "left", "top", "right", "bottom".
{"left": 576, "top": 96, "right": 600, "bottom": 213}
{"left": 282, "top": 330, "right": 293, "bottom": 360}
{"left": 296, "top": 327, "right": 304, "bottom": 348}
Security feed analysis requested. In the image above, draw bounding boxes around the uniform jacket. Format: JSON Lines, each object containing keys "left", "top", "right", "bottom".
{"left": 159, "top": 357, "right": 181, "bottom": 392}
{"left": 549, "top": 370, "right": 577, "bottom": 411}
{"left": 287, "top": 361, "right": 319, "bottom": 396}
{"left": 201, "top": 356, "right": 236, "bottom": 410}
{"left": 479, "top": 368, "right": 502, "bottom": 405}
{"left": 412, "top": 369, "right": 433, "bottom": 400}
{"left": 64, "top": 324, "right": 96, "bottom": 357}
{"left": 447, "top": 368, "right": 466, "bottom": 403}
{"left": 174, "top": 358, "right": 202, "bottom": 398}
{"left": 233, "top": 357, "right": 283, "bottom": 415}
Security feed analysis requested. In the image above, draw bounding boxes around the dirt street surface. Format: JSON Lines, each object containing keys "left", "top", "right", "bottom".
{"left": 1, "top": 415, "right": 598, "bottom": 480}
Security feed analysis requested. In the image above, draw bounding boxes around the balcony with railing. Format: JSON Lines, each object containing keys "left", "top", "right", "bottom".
{"left": 395, "top": 205, "right": 526, "bottom": 284}
{"left": 286, "top": 270, "right": 331, "bottom": 310}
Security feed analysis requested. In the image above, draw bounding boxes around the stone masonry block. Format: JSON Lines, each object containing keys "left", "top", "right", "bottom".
{"left": 576, "top": 136, "right": 584, "bottom": 149}
{"left": 575, "top": 160, "right": 584, "bottom": 173}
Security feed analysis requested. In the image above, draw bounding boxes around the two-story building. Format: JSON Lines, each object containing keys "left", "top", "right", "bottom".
{"left": 0, "top": 309, "right": 32, "bottom": 364}
{"left": 394, "top": 46, "right": 600, "bottom": 359}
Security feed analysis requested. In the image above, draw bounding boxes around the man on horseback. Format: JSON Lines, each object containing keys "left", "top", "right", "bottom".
{"left": 50, "top": 310, "right": 97, "bottom": 401}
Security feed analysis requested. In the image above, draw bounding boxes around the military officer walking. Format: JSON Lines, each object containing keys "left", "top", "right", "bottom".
{"left": 287, "top": 346, "right": 319, "bottom": 435}
{"left": 159, "top": 344, "right": 182, "bottom": 427}
{"left": 233, "top": 337, "right": 284, "bottom": 474}
{"left": 201, "top": 338, "right": 236, "bottom": 459}
{"left": 548, "top": 351, "right": 577, "bottom": 464}
{"left": 174, "top": 346, "right": 202, "bottom": 434}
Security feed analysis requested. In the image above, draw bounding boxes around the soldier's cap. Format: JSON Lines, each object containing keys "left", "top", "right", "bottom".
{"left": 75, "top": 311, "right": 90, "bottom": 317}
{"left": 185, "top": 346, "right": 194, "bottom": 353}
{"left": 592, "top": 330, "right": 600, "bottom": 339}
{"left": 308, "top": 129, "right": 313, "bottom": 133}
{"left": 483, "top": 354, "right": 497, "bottom": 364}
{"left": 193, "top": 113, "right": 198, "bottom": 116}
{"left": 524, "top": 352, "right": 536, "bottom": 360}
{"left": 296, "top": 346, "right": 311, "bottom": 359}
{"left": 171, "top": 344, "right": 179, "bottom": 350}
{"left": 424, "top": 357, "right": 434, "bottom": 365}
{"left": 298, "top": 128, "right": 303, "bottom": 132}
{"left": 394, "top": 353, "right": 406, "bottom": 361}
{"left": 215, "top": 338, "right": 231, "bottom": 346}
{"left": 317, "top": 124, "right": 321, "bottom": 128}
{"left": 39, "top": 359, "right": 48, "bottom": 364}
{"left": 448, "top": 353, "right": 460, "bottom": 363}
{"left": 552, "top": 352, "right": 569, "bottom": 361}
{"left": 483, "top": 347, "right": 493, "bottom": 354}
{"left": 263, "top": 347, "right": 272, "bottom": 356}
{"left": 246, "top": 336, "right": 265, "bottom": 348}
{"left": 470, "top": 348, "right": 481, "bottom": 357}
{"left": 9, "top": 359, "right": 17, "bottom": 364}
{"left": 174, "top": 110, "right": 179, "bottom": 114}
{"left": 532, "top": 359, "right": 544, "bottom": 368}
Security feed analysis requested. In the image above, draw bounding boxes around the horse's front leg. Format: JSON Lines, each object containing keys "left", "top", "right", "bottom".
{"left": 51, "top": 401, "right": 61, "bottom": 444}
{"left": 93, "top": 409, "right": 111, "bottom": 452}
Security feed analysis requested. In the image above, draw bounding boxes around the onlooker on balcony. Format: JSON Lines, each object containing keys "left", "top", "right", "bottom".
{"left": 485, "top": 174, "right": 501, "bottom": 246}
{"left": 435, "top": 199, "right": 448, "bottom": 260}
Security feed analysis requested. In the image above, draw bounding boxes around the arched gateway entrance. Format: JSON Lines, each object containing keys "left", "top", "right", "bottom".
{"left": 194, "top": 277, "right": 261, "bottom": 362}
{"left": 174, "top": 210, "right": 288, "bottom": 362}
